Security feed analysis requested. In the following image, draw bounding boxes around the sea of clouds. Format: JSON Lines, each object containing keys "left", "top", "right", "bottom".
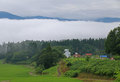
{"left": 0, "top": 19, "right": 119, "bottom": 43}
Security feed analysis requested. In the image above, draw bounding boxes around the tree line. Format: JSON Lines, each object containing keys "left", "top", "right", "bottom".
{"left": 0, "top": 38, "right": 105, "bottom": 64}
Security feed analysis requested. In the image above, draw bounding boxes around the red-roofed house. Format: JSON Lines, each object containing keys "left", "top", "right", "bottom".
{"left": 85, "top": 53, "right": 92, "bottom": 56}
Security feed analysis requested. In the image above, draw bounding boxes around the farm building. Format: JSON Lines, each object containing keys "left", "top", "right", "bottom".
{"left": 100, "top": 55, "right": 107, "bottom": 58}
{"left": 85, "top": 53, "right": 92, "bottom": 56}
{"left": 64, "top": 49, "right": 71, "bottom": 58}
{"left": 73, "top": 53, "right": 81, "bottom": 57}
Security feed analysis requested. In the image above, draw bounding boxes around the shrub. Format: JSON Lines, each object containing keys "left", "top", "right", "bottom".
{"left": 35, "top": 65, "right": 45, "bottom": 74}
{"left": 115, "top": 72, "right": 120, "bottom": 82}
{"left": 114, "top": 55, "right": 120, "bottom": 60}
{"left": 42, "top": 66, "right": 58, "bottom": 75}
{"left": 85, "top": 56, "right": 90, "bottom": 61}
{"left": 64, "top": 70, "right": 80, "bottom": 77}
{"left": 67, "top": 62, "right": 72, "bottom": 67}
{"left": 30, "top": 62, "right": 36, "bottom": 66}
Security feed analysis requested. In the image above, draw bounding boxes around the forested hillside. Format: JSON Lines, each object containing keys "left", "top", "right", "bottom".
{"left": 0, "top": 38, "right": 105, "bottom": 64}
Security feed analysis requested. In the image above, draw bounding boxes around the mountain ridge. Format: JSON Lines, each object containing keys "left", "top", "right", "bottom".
{"left": 0, "top": 11, "right": 78, "bottom": 21}
{"left": 0, "top": 11, "right": 120, "bottom": 23}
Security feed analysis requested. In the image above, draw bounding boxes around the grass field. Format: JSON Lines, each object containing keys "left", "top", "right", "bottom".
{"left": 0, "top": 61, "right": 82, "bottom": 82}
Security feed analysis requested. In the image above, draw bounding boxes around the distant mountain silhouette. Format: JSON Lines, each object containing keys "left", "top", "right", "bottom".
{"left": 0, "top": 11, "right": 78, "bottom": 21}
{"left": 0, "top": 11, "right": 120, "bottom": 22}
{"left": 0, "top": 11, "right": 23, "bottom": 19}
{"left": 95, "top": 17, "right": 120, "bottom": 23}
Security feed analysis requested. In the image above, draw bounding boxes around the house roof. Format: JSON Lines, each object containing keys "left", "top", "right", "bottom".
{"left": 86, "top": 53, "right": 92, "bottom": 56}
{"left": 73, "top": 53, "right": 81, "bottom": 57}
{"left": 100, "top": 55, "right": 107, "bottom": 57}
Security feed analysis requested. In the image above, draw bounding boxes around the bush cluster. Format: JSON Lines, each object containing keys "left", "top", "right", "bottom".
{"left": 114, "top": 55, "right": 120, "bottom": 60}
{"left": 115, "top": 72, "right": 120, "bottom": 82}
{"left": 64, "top": 70, "right": 80, "bottom": 77}
{"left": 65, "top": 59, "right": 120, "bottom": 77}
{"left": 35, "top": 65, "right": 45, "bottom": 74}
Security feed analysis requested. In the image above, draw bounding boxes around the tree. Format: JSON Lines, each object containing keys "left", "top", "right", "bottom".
{"left": 11, "top": 51, "right": 29, "bottom": 63}
{"left": 105, "top": 26, "right": 120, "bottom": 55}
{"left": 36, "top": 44, "right": 64, "bottom": 69}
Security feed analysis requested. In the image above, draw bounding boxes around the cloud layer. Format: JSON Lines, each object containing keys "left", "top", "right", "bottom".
{"left": 0, "top": 0, "right": 120, "bottom": 19}
{"left": 0, "top": 19, "right": 119, "bottom": 43}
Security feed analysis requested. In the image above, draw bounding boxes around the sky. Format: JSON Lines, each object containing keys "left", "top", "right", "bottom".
{"left": 0, "top": 0, "right": 120, "bottom": 19}
{"left": 0, "top": 19, "right": 119, "bottom": 43}
{"left": 0, "top": 0, "right": 120, "bottom": 43}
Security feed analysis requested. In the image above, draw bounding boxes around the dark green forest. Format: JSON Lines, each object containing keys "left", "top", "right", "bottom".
{"left": 0, "top": 38, "right": 105, "bottom": 64}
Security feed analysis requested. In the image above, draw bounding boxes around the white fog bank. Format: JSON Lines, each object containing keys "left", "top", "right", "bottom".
{"left": 0, "top": 19, "right": 119, "bottom": 43}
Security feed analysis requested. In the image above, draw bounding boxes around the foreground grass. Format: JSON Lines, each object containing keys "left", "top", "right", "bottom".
{"left": 0, "top": 61, "right": 82, "bottom": 82}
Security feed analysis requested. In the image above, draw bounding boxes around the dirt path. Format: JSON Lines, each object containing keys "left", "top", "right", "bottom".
{"left": 57, "top": 66, "right": 61, "bottom": 77}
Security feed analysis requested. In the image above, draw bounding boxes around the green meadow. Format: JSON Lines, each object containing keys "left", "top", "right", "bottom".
{"left": 0, "top": 61, "right": 82, "bottom": 82}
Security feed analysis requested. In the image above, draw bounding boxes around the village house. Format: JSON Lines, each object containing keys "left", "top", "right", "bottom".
{"left": 85, "top": 53, "right": 92, "bottom": 56}
{"left": 73, "top": 52, "right": 81, "bottom": 57}
{"left": 100, "top": 55, "right": 108, "bottom": 59}
{"left": 64, "top": 49, "right": 71, "bottom": 58}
